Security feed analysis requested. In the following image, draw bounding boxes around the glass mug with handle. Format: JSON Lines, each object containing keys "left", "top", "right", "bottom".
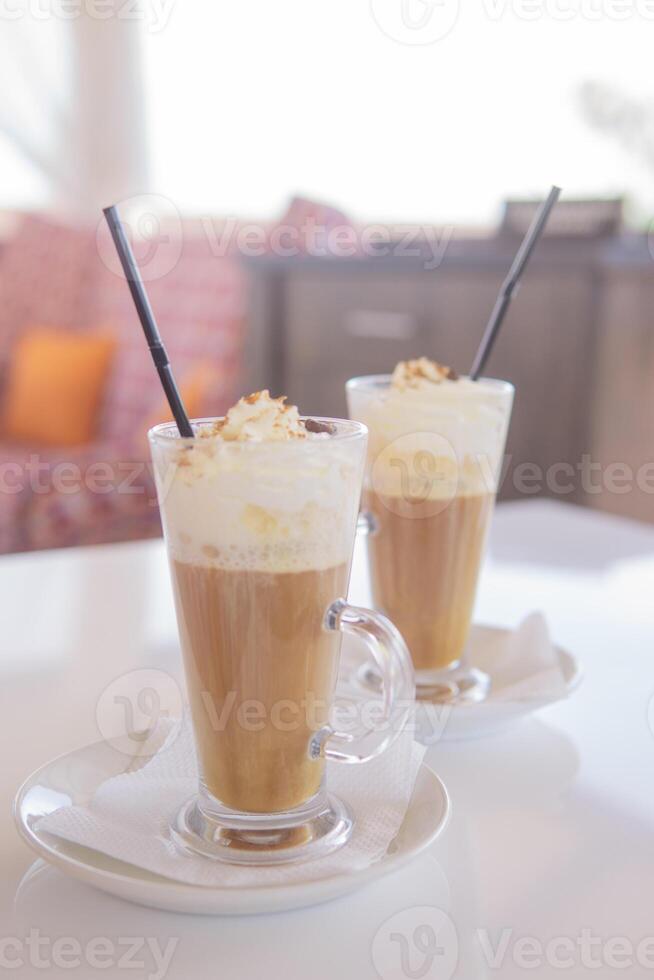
{"left": 149, "top": 416, "right": 414, "bottom": 865}
{"left": 347, "top": 370, "right": 514, "bottom": 703}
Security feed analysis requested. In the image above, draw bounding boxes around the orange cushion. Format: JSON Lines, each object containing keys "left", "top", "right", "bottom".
{"left": 2, "top": 328, "right": 116, "bottom": 447}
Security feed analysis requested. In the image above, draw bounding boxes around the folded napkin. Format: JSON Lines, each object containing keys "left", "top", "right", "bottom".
{"left": 37, "top": 715, "right": 425, "bottom": 888}
{"left": 469, "top": 613, "right": 570, "bottom": 702}
{"left": 339, "top": 613, "right": 569, "bottom": 706}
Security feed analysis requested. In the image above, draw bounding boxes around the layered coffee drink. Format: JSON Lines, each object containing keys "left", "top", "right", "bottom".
{"left": 151, "top": 392, "right": 362, "bottom": 814}
{"left": 171, "top": 559, "right": 347, "bottom": 812}
{"left": 367, "top": 489, "right": 494, "bottom": 672}
{"left": 347, "top": 359, "right": 513, "bottom": 690}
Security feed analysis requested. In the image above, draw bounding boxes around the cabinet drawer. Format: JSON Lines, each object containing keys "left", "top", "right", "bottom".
{"left": 284, "top": 269, "right": 431, "bottom": 416}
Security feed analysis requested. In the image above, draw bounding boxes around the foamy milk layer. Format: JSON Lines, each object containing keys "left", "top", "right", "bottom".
{"left": 153, "top": 433, "right": 364, "bottom": 572}
{"left": 349, "top": 367, "right": 513, "bottom": 499}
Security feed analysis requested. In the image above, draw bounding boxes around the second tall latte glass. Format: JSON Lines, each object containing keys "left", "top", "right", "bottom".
{"left": 347, "top": 375, "right": 514, "bottom": 703}
{"left": 149, "top": 418, "right": 414, "bottom": 865}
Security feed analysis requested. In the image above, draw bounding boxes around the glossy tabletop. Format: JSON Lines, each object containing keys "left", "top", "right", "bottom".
{"left": 1, "top": 499, "right": 654, "bottom": 979}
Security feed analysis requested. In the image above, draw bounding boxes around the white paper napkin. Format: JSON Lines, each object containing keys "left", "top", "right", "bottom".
{"left": 37, "top": 715, "right": 426, "bottom": 888}
{"left": 469, "top": 613, "right": 570, "bottom": 701}
{"left": 339, "top": 613, "right": 570, "bottom": 706}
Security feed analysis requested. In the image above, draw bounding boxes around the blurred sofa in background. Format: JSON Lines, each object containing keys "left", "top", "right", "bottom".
{"left": 0, "top": 213, "right": 246, "bottom": 553}
{"left": 1, "top": 197, "right": 652, "bottom": 556}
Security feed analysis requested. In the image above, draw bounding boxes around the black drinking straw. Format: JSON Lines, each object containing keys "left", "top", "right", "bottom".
{"left": 102, "top": 204, "right": 194, "bottom": 438}
{"left": 470, "top": 185, "right": 561, "bottom": 380}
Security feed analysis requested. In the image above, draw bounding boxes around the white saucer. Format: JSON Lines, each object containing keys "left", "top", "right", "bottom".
{"left": 419, "top": 625, "right": 580, "bottom": 742}
{"left": 14, "top": 740, "right": 449, "bottom": 916}
{"left": 342, "top": 623, "right": 582, "bottom": 743}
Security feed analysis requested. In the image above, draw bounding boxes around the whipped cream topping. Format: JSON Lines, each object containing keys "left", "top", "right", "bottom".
{"left": 150, "top": 395, "right": 363, "bottom": 572}
{"left": 207, "top": 390, "right": 308, "bottom": 442}
{"left": 347, "top": 360, "right": 513, "bottom": 500}
{"left": 391, "top": 357, "right": 458, "bottom": 391}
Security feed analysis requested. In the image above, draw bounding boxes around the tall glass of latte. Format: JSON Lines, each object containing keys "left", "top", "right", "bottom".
{"left": 149, "top": 391, "right": 414, "bottom": 865}
{"left": 347, "top": 360, "right": 513, "bottom": 703}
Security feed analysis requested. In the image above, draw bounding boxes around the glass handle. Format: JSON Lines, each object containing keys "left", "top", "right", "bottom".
{"left": 356, "top": 510, "right": 378, "bottom": 536}
{"left": 313, "top": 599, "right": 415, "bottom": 764}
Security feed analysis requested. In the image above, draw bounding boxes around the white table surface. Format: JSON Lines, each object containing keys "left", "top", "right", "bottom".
{"left": 2, "top": 499, "right": 654, "bottom": 979}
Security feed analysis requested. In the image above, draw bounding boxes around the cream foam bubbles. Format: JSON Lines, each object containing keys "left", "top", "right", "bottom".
{"left": 150, "top": 416, "right": 366, "bottom": 573}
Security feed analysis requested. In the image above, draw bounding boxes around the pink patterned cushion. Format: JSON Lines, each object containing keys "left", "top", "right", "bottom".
{"left": 0, "top": 214, "right": 100, "bottom": 369}
{"left": 0, "top": 213, "right": 249, "bottom": 553}
{"left": 95, "top": 220, "right": 246, "bottom": 443}
{"left": 268, "top": 196, "right": 360, "bottom": 257}
{"left": 0, "top": 213, "right": 247, "bottom": 445}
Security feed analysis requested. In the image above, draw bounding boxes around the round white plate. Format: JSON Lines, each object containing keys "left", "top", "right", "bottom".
{"left": 14, "top": 741, "right": 449, "bottom": 916}
{"left": 342, "top": 622, "right": 582, "bottom": 743}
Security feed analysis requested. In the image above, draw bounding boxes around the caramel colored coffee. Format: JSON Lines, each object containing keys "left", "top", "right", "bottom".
{"left": 366, "top": 490, "right": 494, "bottom": 671}
{"left": 171, "top": 559, "right": 348, "bottom": 813}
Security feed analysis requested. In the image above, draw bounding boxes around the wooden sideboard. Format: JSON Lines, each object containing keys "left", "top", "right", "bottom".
{"left": 588, "top": 242, "right": 654, "bottom": 523}
{"left": 243, "top": 233, "right": 654, "bottom": 521}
